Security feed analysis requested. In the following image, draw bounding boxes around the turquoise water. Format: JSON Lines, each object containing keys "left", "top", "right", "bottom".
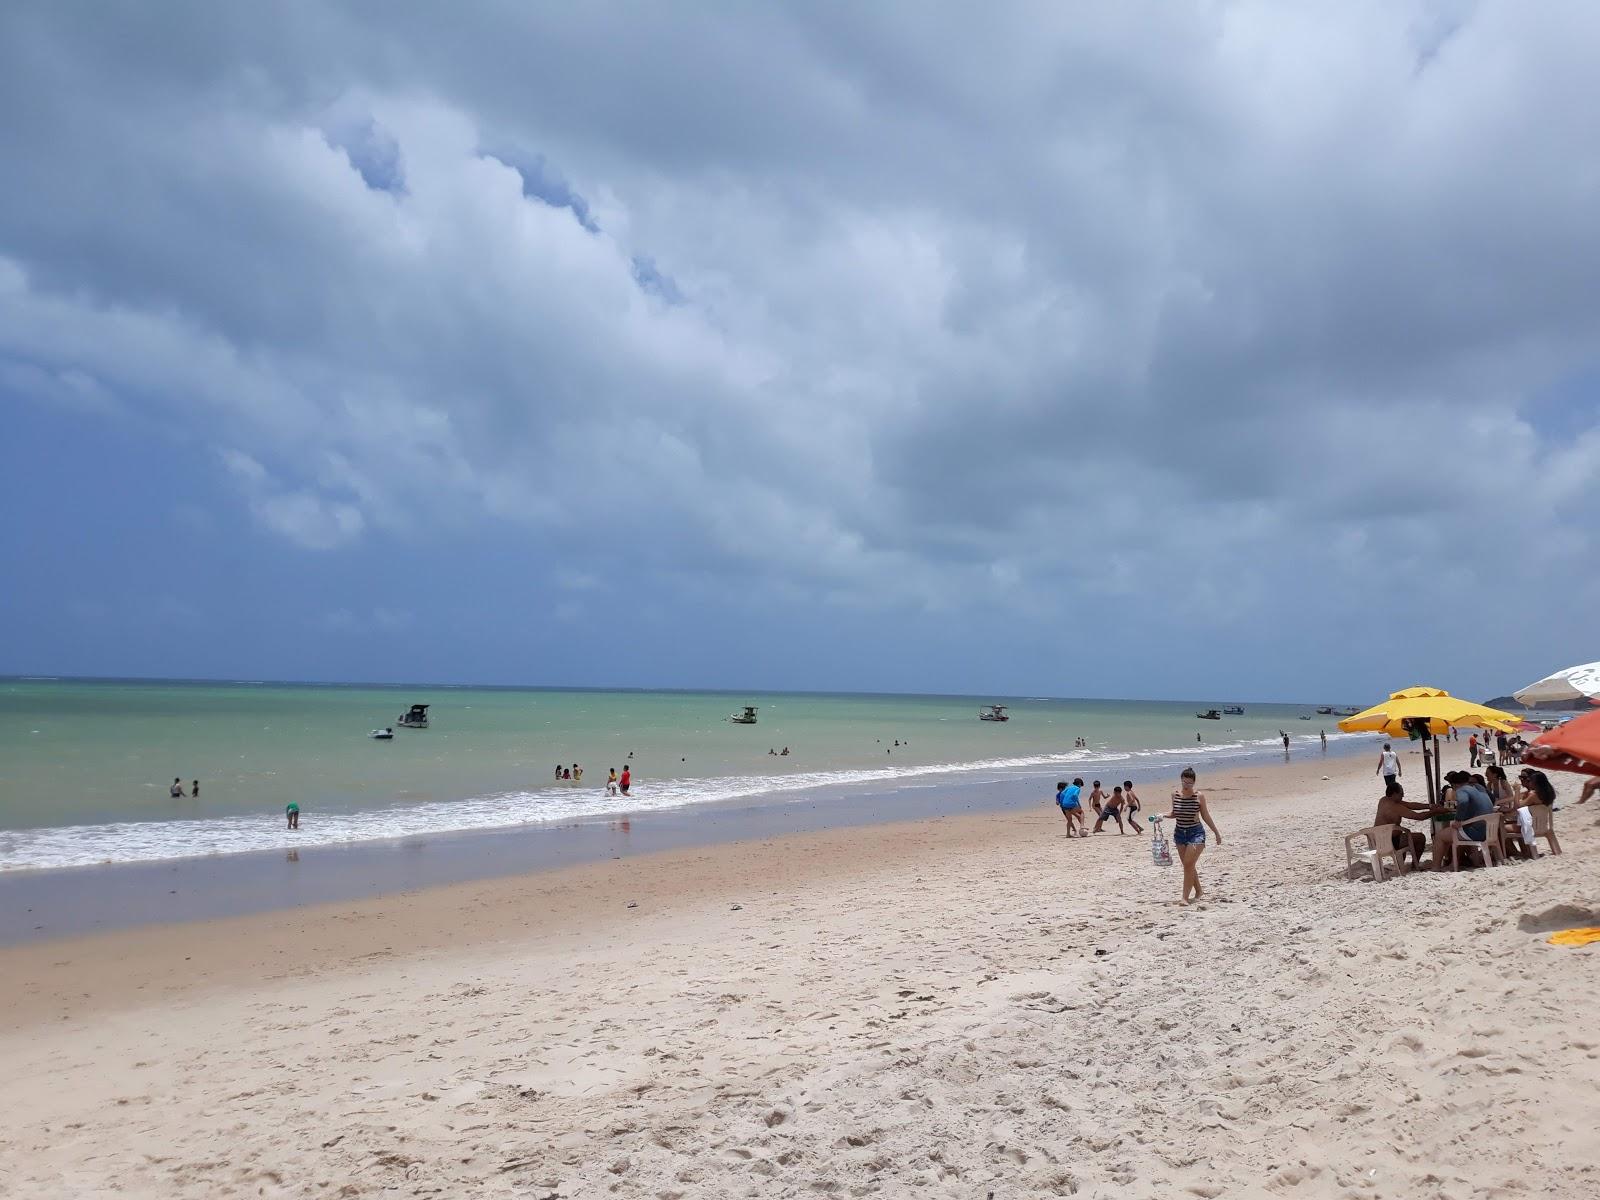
{"left": 0, "top": 679, "right": 1351, "bottom": 869}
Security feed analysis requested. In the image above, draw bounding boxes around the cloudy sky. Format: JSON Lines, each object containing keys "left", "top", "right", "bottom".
{"left": 1, "top": 2, "right": 1596, "bottom": 701}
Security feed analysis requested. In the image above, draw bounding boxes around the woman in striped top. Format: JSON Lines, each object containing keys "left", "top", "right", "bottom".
{"left": 1166, "top": 766, "right": 1223, "bottom": 905}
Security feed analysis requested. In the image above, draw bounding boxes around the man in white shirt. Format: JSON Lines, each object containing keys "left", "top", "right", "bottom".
{"left": 1376, "top": 742, "right": 1402, "bottom": 791}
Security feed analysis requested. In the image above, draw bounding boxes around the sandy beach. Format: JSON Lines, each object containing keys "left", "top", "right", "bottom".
{"left": 3, "top": 747, "right": 1599, "bottom": 1199}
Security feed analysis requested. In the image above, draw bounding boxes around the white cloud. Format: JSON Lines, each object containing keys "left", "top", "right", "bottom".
{"left": 222, "top": 449, "right": 364, "bottom": 550}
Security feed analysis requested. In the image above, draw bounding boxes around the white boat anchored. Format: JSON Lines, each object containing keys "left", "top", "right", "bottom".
{"left": 979, "top": 705, "right": 1010, "bottom": 722}
{"left": 369, "top": 727, "right": 394, "bottom": 740}
{"left": 729, "top": 705, "right": 759, "bottom": 725}
{"left": 397, "top": 704, "right": 430, "bottom": 729}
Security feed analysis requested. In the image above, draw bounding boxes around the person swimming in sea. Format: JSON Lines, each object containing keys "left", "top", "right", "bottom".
{"left": 170, "top": 777, "right": 184, "bottom": 798}
{"left": 191, "top": 779, "right": 200, "bottom": 799}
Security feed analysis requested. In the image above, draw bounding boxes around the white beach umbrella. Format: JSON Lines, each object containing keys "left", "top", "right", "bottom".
{"left": 1514, "top": 661, "right": 1600, "bottom": 706}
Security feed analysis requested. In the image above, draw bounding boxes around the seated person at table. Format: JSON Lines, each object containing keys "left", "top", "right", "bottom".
{"left": 1517, "top": 768, "right": 1557, "bottom": 810}
{"left": 1429, "top": 771, "right": 1494, "bottom": 870}
{"left": 1374, "top": 781, "right": 1432, "bottom": 869}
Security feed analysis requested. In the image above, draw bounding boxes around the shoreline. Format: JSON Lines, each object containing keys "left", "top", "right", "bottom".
{"left": 0, "top": 738, "right": 1368, "bottom": 944}
{"left": 1, "top": 751, "right": 1371, "bottom": 1025}
{"left": 4, "top": 740, "right": 1597, "bottom": 1198}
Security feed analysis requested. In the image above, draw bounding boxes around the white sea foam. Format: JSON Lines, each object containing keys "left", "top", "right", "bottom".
{"left": 0, "top": 733, "right": 1357, "bottom": 872}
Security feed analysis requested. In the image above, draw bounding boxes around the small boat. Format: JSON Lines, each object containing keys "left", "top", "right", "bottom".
{"left": 1333, "top": 706, "right": 1360, "bottom": 717}
{"left": 1315, "top": 706, "right": 1334, "bottom": 715}
{"left": 369, "top": 727, "right": 394, "bottom": 740}
{"left": 397, "top": 704, "right": 430, "bottom": 729}
{"left": 1298, "top": 715, "right": 1312, "bottom": 720}
{"left": 1196, "top": 709, "right": 1221, "bottom": 720}
{"left": 1222, "top": 705, "right": 1244, "bottom": 716}
{"left": 979, "top": 705, "right": 1010, "bottom": 722}
{"left": 729, "top": 705, "right": 759, "bottom": 725}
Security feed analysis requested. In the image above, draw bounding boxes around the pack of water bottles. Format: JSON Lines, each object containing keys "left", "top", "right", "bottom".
{"left": 1150, "top": 816, "right": 1174, "bottom": 867}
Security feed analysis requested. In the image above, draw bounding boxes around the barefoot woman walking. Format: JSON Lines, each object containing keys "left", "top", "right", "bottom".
{"left": 1167, "top": 767, "right": 1222, "bottom": 905}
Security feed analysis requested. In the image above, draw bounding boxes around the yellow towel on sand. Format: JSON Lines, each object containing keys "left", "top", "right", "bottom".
{"left": 1547, "top": 928, "right": 1600, "bottom": 947}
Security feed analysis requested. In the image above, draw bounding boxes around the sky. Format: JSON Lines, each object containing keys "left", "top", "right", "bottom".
{"left": 1, "top": 1, "right": 1597, "bottom": 702}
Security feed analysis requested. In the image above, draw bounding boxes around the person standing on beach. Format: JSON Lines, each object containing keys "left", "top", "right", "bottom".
{"left": 1122, "top": 780, "right": 1144, "bottom": 833}
{"left": 1056, "top": 778, "right": 1087, "bottom": 836}
{"left": 1320, "top": 730, "right": 1327, "bottom": 750}
{"left": 1468, "top": 734, "right": 1480, "bottom": 767}
{"left": 1166, "top": 767, "right": 1222, "bottom": 905}
{"left": 1376, "top": 742, "right": 1401, "bottom": 792}
{"left": 1281, "top": 731, "right": 1290, "bottom": 755}
{"left": 285, "top": 800, "right": 300, "bottom": 830}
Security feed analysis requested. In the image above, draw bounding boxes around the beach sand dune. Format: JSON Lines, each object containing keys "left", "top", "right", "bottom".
{"left": 3, "top": 753, "right": 1599, "bottom": 1197}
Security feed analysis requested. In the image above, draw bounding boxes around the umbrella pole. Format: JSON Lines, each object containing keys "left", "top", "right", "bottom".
{"left": 1423, "top": 730, "right": 1438, "bottom": 816}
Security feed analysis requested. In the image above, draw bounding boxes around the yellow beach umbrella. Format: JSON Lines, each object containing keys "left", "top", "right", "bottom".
{"left": 1337, "top": 690, "right": 1522, "bottom": 738}
{"left": 1338, "top": 687, "right": 1523, "bottom": 803}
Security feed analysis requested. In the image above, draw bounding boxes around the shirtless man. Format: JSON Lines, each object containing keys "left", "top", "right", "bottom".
{"left": 1374, "top": 780, "right": 1433, "bottom": 870}
{"left": 1093, "top": 784, "right": 1128, "bottom": 834}
{"left": 1087, "top": 780, "right": 1107, "bottom": 817}
{"left": 1121, "top": 780, "right": 1145, "bottom": 833}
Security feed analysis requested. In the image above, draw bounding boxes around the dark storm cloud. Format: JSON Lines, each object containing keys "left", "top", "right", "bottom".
{"left": 2, "top": 1, "right": 1597, "bottom": 695}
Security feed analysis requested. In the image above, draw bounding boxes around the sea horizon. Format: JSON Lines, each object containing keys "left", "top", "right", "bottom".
{"left": 1, "top": 671, "right": 1364, "bottom": 709}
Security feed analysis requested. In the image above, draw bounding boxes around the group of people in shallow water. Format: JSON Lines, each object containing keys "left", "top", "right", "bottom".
{"left": 554, "top": 761, "right": 633, "bottom": 795}
{"left": 1054, "top": 768, "right": 1222, "bottom": 905}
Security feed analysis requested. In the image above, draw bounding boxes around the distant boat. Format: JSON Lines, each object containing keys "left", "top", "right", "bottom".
{"left": 1196, "top": 709, "right": 1222, "bottom": 720}
{"left": 1299, "top": 715, "right": 1312, "bottom": 720}
{"left": 397, "top": 704, "right": 430, "bottom": 729}
{"left": 729, "top": 705, "right": 759, "bottom": 725}
{"left": 979, "top": 705, "right": 1010, "bottom": 722}
{"left": 369, "top": 727, "right": 394, "bottom": 740}
{"left": 1222, "top": 705, "right": 1244, "bottom": 715}
{"left": 1333, "top": 706, "right": 1360, "bottom": 717}
{"left": 1316, "top": 706, "right": 1334, "bottom": 715}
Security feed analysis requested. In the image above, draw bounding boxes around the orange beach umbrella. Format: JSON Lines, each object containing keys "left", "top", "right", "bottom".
{"left": 1524, "top": 710, "right": 1600, "bottom": 778}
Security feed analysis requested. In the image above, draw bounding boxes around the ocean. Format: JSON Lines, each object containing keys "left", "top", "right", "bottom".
{"left": 0, "top": 679, "right": 1357, "bottom": 871}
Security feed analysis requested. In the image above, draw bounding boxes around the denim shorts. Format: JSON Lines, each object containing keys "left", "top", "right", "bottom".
{"left": 1174, "top": 823, "right": 1205, "bottom": 847}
